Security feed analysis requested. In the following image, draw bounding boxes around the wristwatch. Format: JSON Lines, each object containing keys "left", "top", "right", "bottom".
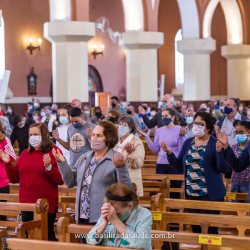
{"left": 46, "top": 164, "right": 52, "bottom": 172}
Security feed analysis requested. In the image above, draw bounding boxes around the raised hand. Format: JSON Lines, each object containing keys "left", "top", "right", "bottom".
{"left": 215, "top": 126, "right": 229, "bottom": 148}
{"left": 52, "top": 128, "right": 59, "bottom": 140}
{"left": 124, "top": 142, "right": 134, "bottom": 155}
{"left": 52, "top": 148, "right": 65, "bottom": 162}
{"left": 0, "top": 132, "right": 6, "bottom": 143}
{"left": 179, "top": 127, "right": 187, "bottom": 137}
{"left": 43, "top": 154, "right": 52, "bottom": 170}
{"left": 138, "top": 106, "right": 146, "bottom": 116}
{"left": 86, "top": 127, "right": 93, "bottom": 138}
{"left": 112, "top": 153, "right": 127, "bottom": 168}
{"left": 53, "top": 120, "right": 59, "bottom": 126}
{"left": 161, "top": 141, "right": 172, "bottom": 155}
{"left": 137, "top": 130, "right": 147, "bottom": 138}
{"left": 0, "top": 150, "right": 10, "bottom": 164}
{"left": 181, "top": 105, "right": 187, "bottom": 117}
{"left": 216, "top": 141, "right": 223, "bottom": 153}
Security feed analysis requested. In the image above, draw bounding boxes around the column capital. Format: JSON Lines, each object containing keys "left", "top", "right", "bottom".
{"left": 221, "top": 44, "right": 250, "bottom": 59}
{"left": 177, "top": 39, "right": 216, "bottom": 55}
{"left": 44, "top": 21, "right": 95, "bottom": 43}
{"left": 119, "top": 32, "right": 164, "bottom": 50}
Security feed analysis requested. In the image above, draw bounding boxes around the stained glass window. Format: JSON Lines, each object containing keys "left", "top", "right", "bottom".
{"left": 88, "top": 76, "right": 97, "bottom": 91}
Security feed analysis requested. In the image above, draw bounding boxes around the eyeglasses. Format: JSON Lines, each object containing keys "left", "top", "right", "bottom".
{"left": 119, "top": 123, "right": 129, "bottom": 127}
{"left": 193, "top": 122, "right": 206, "bottom": 128}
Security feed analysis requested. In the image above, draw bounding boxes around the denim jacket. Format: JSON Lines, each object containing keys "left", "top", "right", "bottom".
{"left": 87, "top": 206, "right": 152, "bottom": 249}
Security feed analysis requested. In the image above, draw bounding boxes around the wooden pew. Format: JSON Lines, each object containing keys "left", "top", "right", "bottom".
{"left": 56, "top": 218, "right": 250, "bottom": 250}
{"left": 0, "top": 199, "right": 48, "bottom": 240}
{"left": 152, "top": 193, "right": 250, "bottom": 236}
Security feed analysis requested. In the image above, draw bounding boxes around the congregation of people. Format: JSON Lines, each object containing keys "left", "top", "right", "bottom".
{"left": 0, "top": 94, "right": 250, "bottom": 248}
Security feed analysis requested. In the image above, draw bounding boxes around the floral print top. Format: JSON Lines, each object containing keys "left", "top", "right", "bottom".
{"left": 231, "top": 143, "right": 250, "bottom": 186}
{"left": 80, "top": 156, "right": 101, "bottom": 219}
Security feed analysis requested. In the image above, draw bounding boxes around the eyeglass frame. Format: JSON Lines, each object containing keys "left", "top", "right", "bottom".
{"left": 193, "top": 122, "right": 206, "bottom": 128}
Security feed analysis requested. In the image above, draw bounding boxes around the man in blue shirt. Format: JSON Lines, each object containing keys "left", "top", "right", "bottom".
{"left": 108, "top": 96, "right": 126, "bottom": 114}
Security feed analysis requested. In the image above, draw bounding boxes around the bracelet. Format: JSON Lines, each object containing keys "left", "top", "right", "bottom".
{"left": 46, "top": 164, "right": 52, "bottom": 172}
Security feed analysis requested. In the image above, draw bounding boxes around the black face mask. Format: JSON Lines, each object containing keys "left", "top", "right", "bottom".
{"left": 175, "top": 106, "right": 181, "bottom": 112}
{"left": 127, "top": 110, "right": 132, "bottom": 115}
{"left": 95, "top": 111, "right": 101, "bottom": 116}
{"left": 142, "top": 106, "right": 147, "bottom": 111}
{"left": 108, "top": 117, "right": 117, "bottom": 123}
{"left": 111, "top": 103, "right": 116, "bottom": 108}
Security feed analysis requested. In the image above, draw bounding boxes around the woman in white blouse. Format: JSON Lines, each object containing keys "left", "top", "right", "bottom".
{"left": 114, "top": 115, "right": 145, "bottom": 197}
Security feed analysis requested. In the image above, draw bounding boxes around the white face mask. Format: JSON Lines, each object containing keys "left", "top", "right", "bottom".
{"left": 29, "top": 135, "right": 42, "bottom": 148}
{"left": 239, "top": 107, "right": 243, "bottom": 111}
{"left": 192, "top": 124, "right": 207, "bottom": 138}
{"left": 118, "top": 125, "right": 130, "bottom": 137}
{"left": 41, "top": 112, "right": 46, "bottom": 117}
{"left": 34, "top": 103, "right": 39, "bottom": 108}
{"left": 85, "top": 111, "right": 90, "bottom": 114}
{"left": 150, "top": 111, "right": 156, "bottom": 116}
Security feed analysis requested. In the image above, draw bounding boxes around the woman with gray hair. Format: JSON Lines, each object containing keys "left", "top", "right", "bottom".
{"left": 114, "top": 115, "right": 145, "bottom": 197}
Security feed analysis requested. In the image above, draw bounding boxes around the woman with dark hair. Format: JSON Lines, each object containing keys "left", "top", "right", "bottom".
{"left": 32, "top": 111, "right": 42, "bottom": 123}
{"left": 107, "top": 110, "right": 121, "bottom": 124}
{"left": 0, "top": 123, "right": 64, "bottom": 240}
{"left": 87, "top": 183, "right": 152, "bottom": 249}
{"left": 161, "top": 112, "right": 230, "bottom": 234}
{"left": 139, "top": 108, "right": 187, "bottom": 198}
{"left": 114, "top": 115, "right": 145, "bottom": 197}
{"left": 94, "top": 106, "right": 105, "bottom": 121}
{"left": 228, "top": 120, "right": 250, "bottom": 202}
{"left": 52, "top": 120, "right": 131, "bottom": 242}
{"left": 216, "top": 121, "right": 250, "bottom": 201}
{"left": 5, "top": 106, "right": 15, "bottom": 127}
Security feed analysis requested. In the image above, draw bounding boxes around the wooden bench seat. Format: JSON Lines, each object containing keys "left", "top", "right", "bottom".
{"left": 0, "top": 199, "right": 48, "bottom": 240}
{"left": 152, "top": 193, "right": 250, "bottom": 236}
{"left": 55, "top": 218, "right": 250, "bottom": 250}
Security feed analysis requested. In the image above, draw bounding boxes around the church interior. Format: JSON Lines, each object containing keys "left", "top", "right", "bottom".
{"left": 1, "top": 0, "right": 250, "bottom": 249}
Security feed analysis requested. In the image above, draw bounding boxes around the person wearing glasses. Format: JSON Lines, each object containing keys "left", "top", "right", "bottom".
{"left": 161, "top": 111, "right": 230, "bottom": 234}
{"left": 114, "top": 115, "right": 145, "bottom": 197}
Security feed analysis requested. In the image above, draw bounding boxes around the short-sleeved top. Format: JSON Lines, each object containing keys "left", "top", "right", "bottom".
{"left": 185, "top": 140, "right": 209, "bottom": 197}
{"left": 66, "top": 122, "right": 95, "bottom": 168}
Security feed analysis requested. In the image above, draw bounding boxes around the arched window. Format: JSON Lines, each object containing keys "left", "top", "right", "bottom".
{"left": 0, "top": 17, "right": 5, "bottom": 81}
{"left": 175, "top": 29, "right": 184, "bottom": 86}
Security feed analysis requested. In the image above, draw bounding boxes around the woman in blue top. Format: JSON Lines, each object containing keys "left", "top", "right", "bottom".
{"left": 161, "top": 112, "right": 230, "bottom": 234}
{"left": 87, "top": 182, "right": 152, "bottom": 249}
